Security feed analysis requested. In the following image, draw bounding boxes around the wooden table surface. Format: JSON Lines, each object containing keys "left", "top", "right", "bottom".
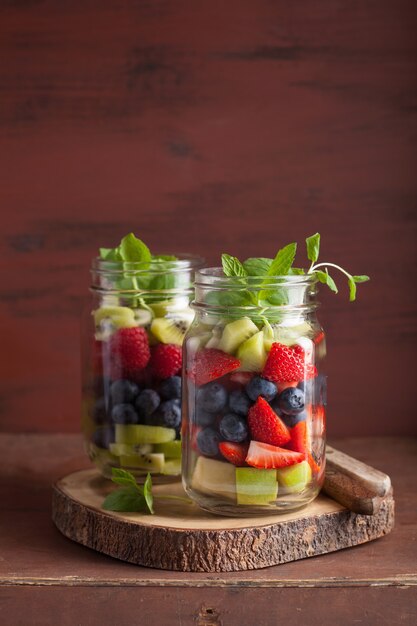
{"left": 1, "top": 435, "right": 416, "bottom": 626}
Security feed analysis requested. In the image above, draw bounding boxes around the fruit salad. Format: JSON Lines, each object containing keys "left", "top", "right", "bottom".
{"left": 82, "top": 233, "right": 201, "bottom": 480}
{"left": 182, "top": 234, "right": 368, "bottom": 515}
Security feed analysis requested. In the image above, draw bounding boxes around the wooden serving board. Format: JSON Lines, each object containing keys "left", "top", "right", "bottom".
{"left": 52, "top": 447, "right": 394, "bottom": 572}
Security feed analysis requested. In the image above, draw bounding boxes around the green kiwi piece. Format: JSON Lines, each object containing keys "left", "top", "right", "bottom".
{"left": 109, "top": 443, "right": 153, "bottom": 456}
{"left": 120, "top": 453, "right": 165, "bottom": 472}
{"left": 237, "top": 330, "right": 268, "bottom": 371}
{"left": 154, "top": 440, "right": 182, "bottom": 459}
{"left": 276, "top": 461, "right": 312, "bottom": 494}
{"left": 150, "top": 317, "right": 189, "bottom": 346}
{"left": 115, "top": 424, "right": 176, "bottom": 445}
{"left": 218, "top": 317, "right": 259, "bottom": 354}
{"left": 162, "top": 458, "right": 181, "bottom": 475}
{"left": 93, "top": 306, "right": 137, "bottom": 329}
{"left": 235, "top": 468, "right": 278, "bottom": 505}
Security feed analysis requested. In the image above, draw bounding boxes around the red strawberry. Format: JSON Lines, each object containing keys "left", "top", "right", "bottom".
{"left": 229, "top": 371, "right": 254, "bottom": 386}
{"left": 219, "top": 441, "right": 249, "bottom": 466}
{"left": 314, "top": 330, "right": 325, "bottom": 345}
{"left": 247, "top": 397, "right": 291, "bottom": 446}
{"left": 246, "top": 440, "right": 304, "bottom": 469}
{"left": 308, "top": 452, "right": 322, "bottom": 476}
{"left": 150, "top": 343, "right": 182, "bottom": 379}
{"left": 262, "top": 342, "right": 317, "bottom": 383}
{"left": 287, "top": 421, "right": 309, "bottom": 455}
{"left": 188, "top": 348, "right": 240, "bottom": 386}
{"left": 110, "top": 327, "right": 150, "bottom": 376}
{"left": 278, "top": 380, "right": 298, "bottom": 393}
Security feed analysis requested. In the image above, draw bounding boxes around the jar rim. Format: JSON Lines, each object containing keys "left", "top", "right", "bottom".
{"left": 195, "top": 267, "right": 317, "bottom": 287}
{"left": 92, "top": 252, "right": 204, "bottom": 276}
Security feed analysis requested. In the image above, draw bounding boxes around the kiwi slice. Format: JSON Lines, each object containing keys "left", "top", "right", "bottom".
{"left": 115, "top": 424, "right": 176, "bottom": 445}
{"left": 162, "top": 458, "right": 182, "bottom": 475}
{"left": 150, "top": 317, "right": 189, "bottom": 345}
{"left": 236, "top": 468, "right": 278, "bottom": 505}
{"left": 133, "top": 308, "right": 153, "bottom": 326}
{"left": 276, "top": 461, "right": 312, "bottom": 494}
{"left": 218, "top": 317, "right": 258, "bottom": 354}
{"left": 89, "top": 444, "right": 119, "bottom": 467}
{"left": 109, "top": 443, "right": 153, "bottom": 456}
{"left": 237, "top": 330, "right": 268, "bottom": 371}
{"left": 120, "top": 453, "right": 165, "bottom": 472}
{"left": 191, "top": 457, "right": 236, "bottom": 500}
{"left": 93, "top": 306, "right": 137, "bottom": 330}
{"left": 154, "top": 440, "right": 182, "bottom": 459}
{"left": 270, "top": 321, "right": 314, "bottom": 347}
{"left": 150, "top": 297, "right": 191, "bottom": 318}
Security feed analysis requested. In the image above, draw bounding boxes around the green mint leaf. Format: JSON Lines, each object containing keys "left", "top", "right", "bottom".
{"left": 110, "top": 468, "right": 138, "bottom": 488}
{"left": 243, "top": 257, "right": 272, "bottom": 276}
{"left": 100, "top": 247, "right": 123, "bottom": 261}
{"left": 306, "top": 233, "right": 320, "bottom": 263}
{"left": 315, "top": 270, "right": 338, "bottom": 294}
{"left": 288, "top": 267, "right": 305, "bottom": 275}
{"left": 352, "top": 275, "right": 370, "bottom": 283}
{"left": 143, "top": 473, "right": 154, "bottom": 514}
{"left": 119, "top": 233, "right": 151, "bottom": 265}
{"left": 267, "top": 243, "right": 297, "bottom": 276}
{"left": 102, "top": 486, "right": 146, "bottom": 512}
{"left": 221, "top": 254, "right": 248, "bottom": 277}
{"left": 348, "top": 276, "right": 357, "bottom": 301}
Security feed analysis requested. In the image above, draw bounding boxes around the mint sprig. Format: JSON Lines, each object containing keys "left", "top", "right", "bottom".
{"left": 306, "top": 232, "right": 370, "bottom": 301}
{"left": 102, "top": 468, "right": 190, "bottom": 514}
{"left": 218, "top": 232, "right": 369, "bottom": 305}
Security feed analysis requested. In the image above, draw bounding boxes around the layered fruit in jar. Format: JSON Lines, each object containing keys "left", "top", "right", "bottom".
{"left": 82, "top": 234, "right": 201, "bottom": 480}
{"left": 183, "top": 314, "right": 326, "bottom": 514}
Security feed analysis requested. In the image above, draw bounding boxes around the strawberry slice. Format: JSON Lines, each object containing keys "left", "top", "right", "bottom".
{"left": 246, "top": 440, "right": 305, "bottom": 469}
{"left": 263, "top": 342, "right": 317, "bottom": 383}
{"left": 287, "top": 421, "right": 309, "bottom": 455}
{"left": 188, "top": 348, "right": 241, "bottom": 386}
{"left": 229, "top": 371, "right": 254, "bottom": 386}
{"left": 219, "top": 441, "right": 249, "bottom": 466}
{"left": 248, "top": 397, "right": 291, "bottom": 446}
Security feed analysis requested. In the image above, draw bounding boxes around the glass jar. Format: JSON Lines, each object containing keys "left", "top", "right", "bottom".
{"left": 182, "top": 269, "right": 326, "bottom": 515}
{"left": 82, "top": 254, "right": 203, "bottom": 481}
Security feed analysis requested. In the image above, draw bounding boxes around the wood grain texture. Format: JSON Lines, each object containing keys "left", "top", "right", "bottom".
{"left": 0, "top": 1, "right": 416, "bottom": 435}
{"left": 1, "top": 434, "right": 416, "bottom": 625}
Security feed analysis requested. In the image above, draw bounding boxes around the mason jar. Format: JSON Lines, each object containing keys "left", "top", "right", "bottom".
{"left": 82, "top": 254, "right": 202, "bottom": 481}
{"left": 182, "top": 269, "right": 326, "bottom": 515}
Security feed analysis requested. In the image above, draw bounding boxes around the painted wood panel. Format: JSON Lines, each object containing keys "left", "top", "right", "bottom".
{"left": 0, "top": 1, "right": 416, "bottom": 434}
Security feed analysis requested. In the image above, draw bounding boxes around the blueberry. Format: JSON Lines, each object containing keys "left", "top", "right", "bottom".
{"left": 159, "top": 376, "right": 182, "bottom": 400}
{"left": 246, "top": 376, "right": 278, "bottom": 402}
{"left": 269, "top": 398, "right": 284, "bottom": 417}
{"left": 197, "top": 382, "right": 228, "bottom": 413}
{"left": 229, "top": 390, "right": 251, "bottom": 416}
{"left": 92, "top": 426, "right": 114, "bottom": 449}
{"left": 281, "top": 411, "right": 307, "bottom": 428}
{"left": 219, "top": 414, "right": 248, "bottom": 443}
{"left": 110, "top": 379, "right": 140, "bottom": 404}
{"left": 90, "top": 397, "right": 109, "bottom": 424}
{"left": 195, "top": 407, "right": 215, "bottom": 427}
{"left": 197, "top": 428, "right": 221, "bottom": 457}
{"left": 111, "top": 403, "right": 139, "bottom": 424}
{"left": 278, "top": 387, "right": 305, "bottom": 415}
{"left": 135, "top": 389, "right": 160, "bottom": 418}
{"left": 155, "top": 399, "right": 181, "bottom": 429}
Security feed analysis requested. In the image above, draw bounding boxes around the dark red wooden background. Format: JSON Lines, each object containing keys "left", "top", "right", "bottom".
{"left": 1, "top": 1, "right": 416, "bottom": 436}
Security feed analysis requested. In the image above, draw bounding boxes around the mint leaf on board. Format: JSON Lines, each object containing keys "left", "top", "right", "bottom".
{"left": 315, "top": 270, "right": 338, "bottom": 294}
{"left": 143, "top": 473, "right": 154, "bottom": 514}
{"left": 119, "top": 233, "right": 151, "bottom": 265}
{"left": 102, "top": 486, "right": 146, "bottom": 512}
{"left": 221, "top": 254, "right": 248, "bottom": 278}
{"left": 243, "top": 257, "right": 273, "bottom": 276}
{"left": 110, "top": 467, "right": 139, "bottom": 488}
{"left": 267, "top": 243, "right": 297, "bottom": 276}
{"left": 352, "top": 275, "right": 370, "bottom": 283}
{"left": 306, "top": 233, "right": 320, "bottom": 263}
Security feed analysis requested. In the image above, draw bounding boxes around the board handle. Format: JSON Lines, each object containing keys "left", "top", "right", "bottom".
{"left": 323, "top": 445, "right": 392, "bottom": 515}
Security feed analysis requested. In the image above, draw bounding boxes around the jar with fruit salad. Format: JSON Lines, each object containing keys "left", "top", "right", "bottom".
{"left": 182, "top": 234, "right": 369, "bottom": 515}
{"left": 81, "top": 233, "right": 202, "bottom": 482}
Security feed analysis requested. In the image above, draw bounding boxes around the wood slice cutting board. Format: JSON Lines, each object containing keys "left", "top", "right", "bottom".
{"left": 52, "top": 446, "right": 394, "bottom": 572}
